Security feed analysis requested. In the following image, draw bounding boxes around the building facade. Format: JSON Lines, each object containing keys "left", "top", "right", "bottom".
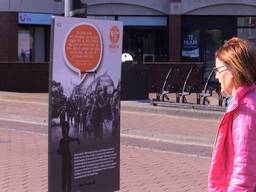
{"left": 0, "top": 0, "right": 63, "bottom": 91}
{"left": 0, "top": 0, "right": 256, "bottom": 92}
{"left": 0, "top": 0, "right": 63, "bottom": 62}
{"left": 85, "top": 0, "right": 256, "bottom": 66}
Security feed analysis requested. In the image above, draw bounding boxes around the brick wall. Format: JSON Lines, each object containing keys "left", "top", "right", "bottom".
{"left": 0, "top": 62, "right": 49, "bottom": 92}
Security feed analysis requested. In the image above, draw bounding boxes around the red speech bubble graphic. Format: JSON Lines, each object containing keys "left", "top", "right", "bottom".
{"left": 64, "top": 23, "right": 102, "bottom": 82}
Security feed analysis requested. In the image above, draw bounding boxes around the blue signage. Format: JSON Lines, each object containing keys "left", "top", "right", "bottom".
{"left": 182, "top": 31, "right": 200, "bottom": 58}
{"left": 18, "top": 12, "right": 53, "bottom": 25}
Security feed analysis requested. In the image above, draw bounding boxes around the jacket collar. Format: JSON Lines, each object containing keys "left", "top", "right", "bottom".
{"left": 226, "top": 83, "right": 256, "bottom": 113}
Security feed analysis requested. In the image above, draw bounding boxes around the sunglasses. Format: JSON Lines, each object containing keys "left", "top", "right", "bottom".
{"left": 213, "top": 65, "right": 227, "bottom": 74}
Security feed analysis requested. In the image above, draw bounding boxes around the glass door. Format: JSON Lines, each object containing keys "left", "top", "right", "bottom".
{"left": 123, "top": 27, "right": 168, "bottom": 63}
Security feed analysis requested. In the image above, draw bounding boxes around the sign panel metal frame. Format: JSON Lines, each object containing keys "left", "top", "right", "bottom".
{"left": 49, "top": 16, "right": 123, "bottom": 192}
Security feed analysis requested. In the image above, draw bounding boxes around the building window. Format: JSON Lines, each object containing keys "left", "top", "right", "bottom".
{"left": 123, "top": 26, "right": 168, "bottom": 63}
{"left": 119, "top": 16, "right": 168, "bottom": 63}
{"left": 18, "top": 28, "right": 33, "bottom": 62}
{"left": 18, "top": 26, "right": 49, "bottom": 62}
{"left": 237, "top": 17, "right": 256, "bottom": 47}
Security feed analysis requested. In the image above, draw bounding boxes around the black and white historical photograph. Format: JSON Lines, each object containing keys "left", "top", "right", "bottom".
{"left": 50, "top": 73, "right": 120, "bottom": 145}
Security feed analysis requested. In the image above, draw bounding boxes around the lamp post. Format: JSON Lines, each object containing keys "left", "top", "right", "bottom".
{"left": 65, "top": 0, "right": 87, "bottom": 18}
{"left": 64, "top": 0, "right": 72, "bottom": 16}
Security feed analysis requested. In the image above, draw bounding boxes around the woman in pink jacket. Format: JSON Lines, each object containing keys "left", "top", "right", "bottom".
{"left": 208, "top": 37, "right": 256, "bottom": 191}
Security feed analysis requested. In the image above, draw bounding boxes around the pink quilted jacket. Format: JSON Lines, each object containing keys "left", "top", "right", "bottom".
{"left": 208, "top": 84, "right": 256, "bottom": 192}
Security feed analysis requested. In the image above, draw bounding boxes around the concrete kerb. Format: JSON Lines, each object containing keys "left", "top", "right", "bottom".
{"left": 121, "top": 100, "right": 225, "bottom": 120}
{"left": 0, "top": 91, "right": 224, "bottom": 120}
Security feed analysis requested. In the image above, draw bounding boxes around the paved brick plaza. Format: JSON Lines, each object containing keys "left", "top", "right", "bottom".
{"left": 0, "top": 128, "right": 210, "bottom": 192}
{"left": 0, "top": 92, "right": 218, "bottom": 191}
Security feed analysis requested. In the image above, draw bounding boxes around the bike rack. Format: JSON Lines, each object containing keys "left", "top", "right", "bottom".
{"left": 177, "top": 68, "right": 193, "bottom": 103}
{"left": 199, "top": 69, "right": 214, "bottom": 104}
{"left": 159, "top": 67, "right": 173, "bottom": 102}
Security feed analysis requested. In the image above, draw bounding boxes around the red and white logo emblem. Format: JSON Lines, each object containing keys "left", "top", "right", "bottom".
{"left": 109, "top": 25, "right": 120, "bottom": 44}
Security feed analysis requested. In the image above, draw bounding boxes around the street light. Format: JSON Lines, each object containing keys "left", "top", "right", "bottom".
{"left": 65, "top": 0, "right": 87, "bottom": 17}
{"left": 64, "top": 0, "right": 72, "bottom": 16}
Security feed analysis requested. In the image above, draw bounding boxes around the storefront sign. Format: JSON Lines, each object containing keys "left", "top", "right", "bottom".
{"left": 49, "top": 16, "right": 123, "bottom": 192}
{"left": 18, "top": 12, "right": 52, "bottom": 25}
